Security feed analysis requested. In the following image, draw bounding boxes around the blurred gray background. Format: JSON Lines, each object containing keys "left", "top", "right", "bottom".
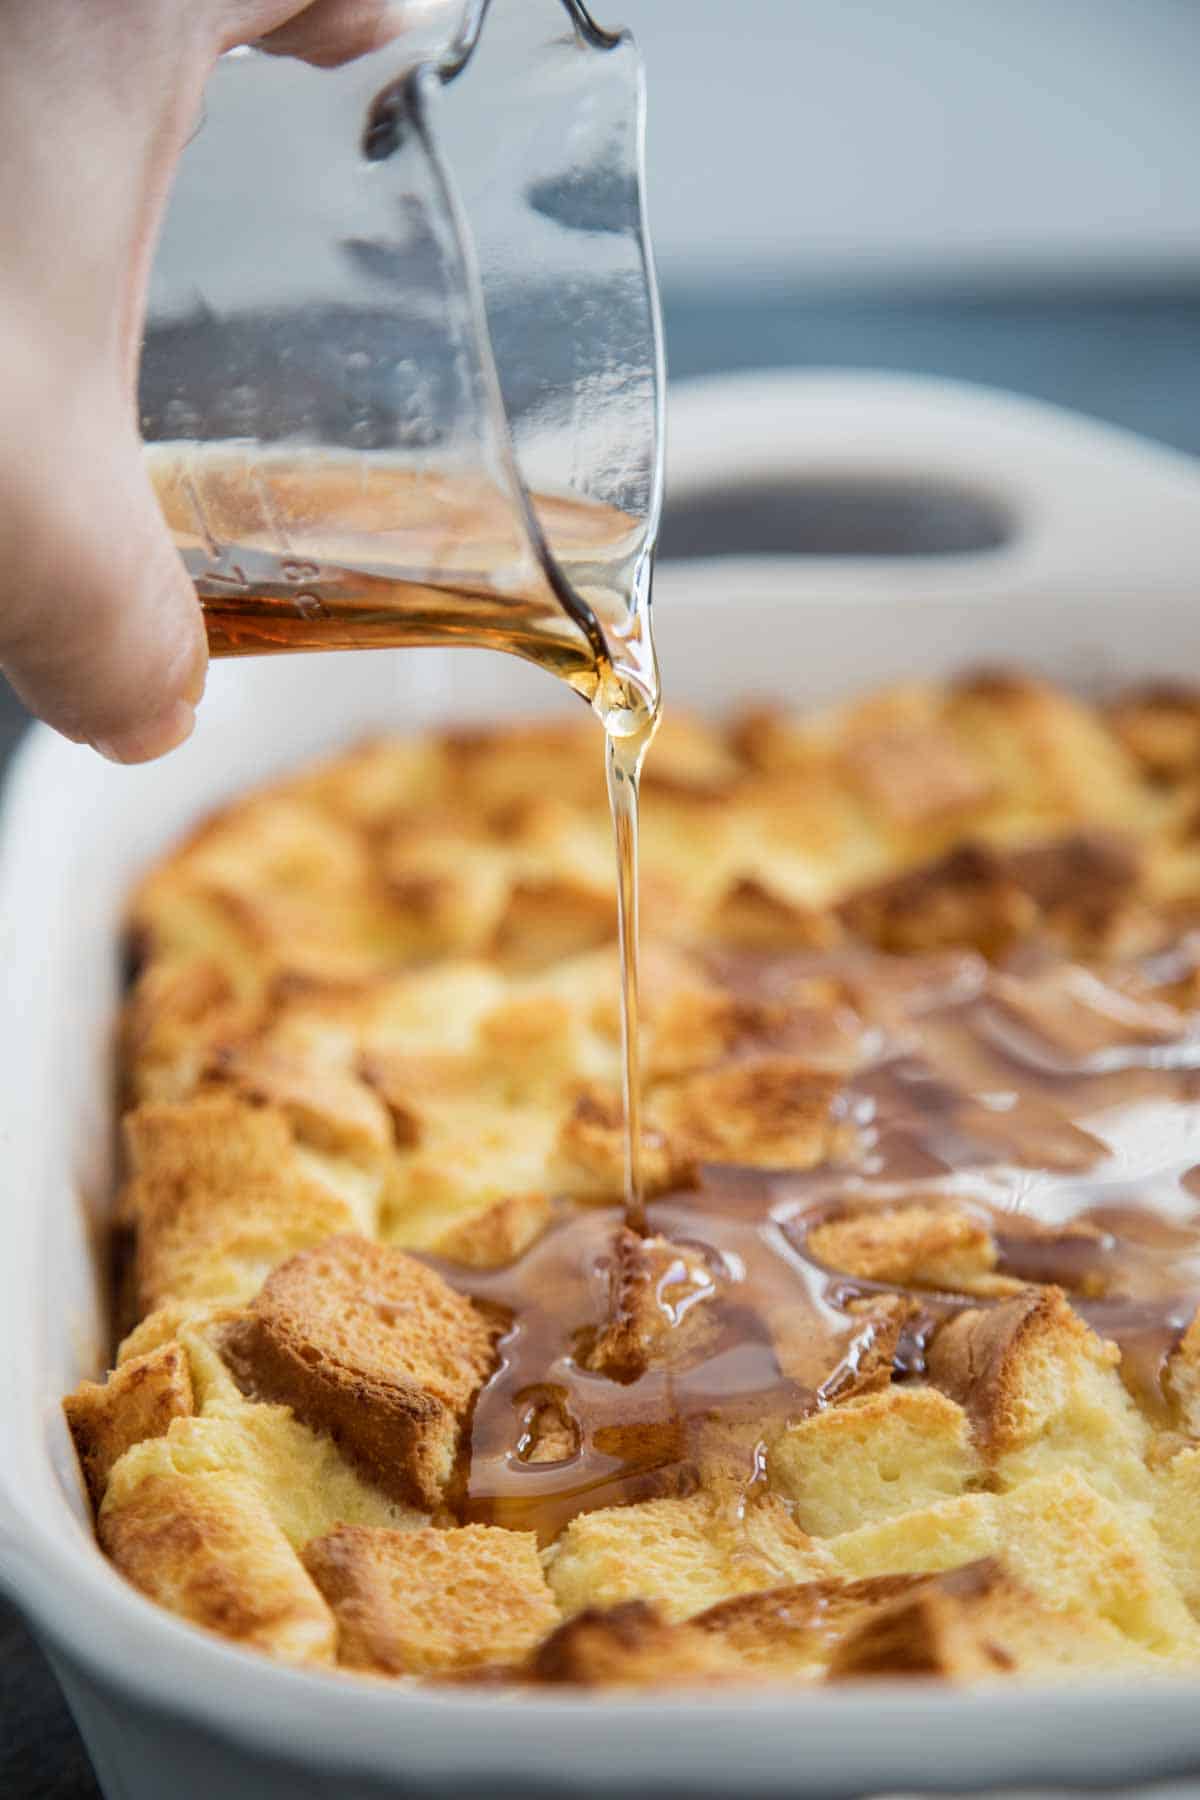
{"left": 643, "top": 0, "right": 1200, "bottom": 290}
{"left": 5, "top": 2, "right": 1200, "bottom": 1793}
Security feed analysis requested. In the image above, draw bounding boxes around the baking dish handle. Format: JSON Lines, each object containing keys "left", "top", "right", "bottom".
{"left": 660, "top": 368, "right": 1200, "bottom": 604}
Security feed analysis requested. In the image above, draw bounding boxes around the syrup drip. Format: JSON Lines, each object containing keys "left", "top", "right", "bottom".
{"left": 606, "top": 716, "right": 658, "bottom": 1231}
{"left": 444, "top": 942, "right": 1200, "bottom": 1543}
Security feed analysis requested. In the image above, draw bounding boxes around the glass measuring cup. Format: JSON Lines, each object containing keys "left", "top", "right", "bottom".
{"left": 140, "top": 0, "right": 664, "bottom": 730}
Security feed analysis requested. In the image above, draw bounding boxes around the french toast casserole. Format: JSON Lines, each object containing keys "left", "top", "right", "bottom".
{"left": 63, "top": 670, "right": 1200, "bottom": 1687}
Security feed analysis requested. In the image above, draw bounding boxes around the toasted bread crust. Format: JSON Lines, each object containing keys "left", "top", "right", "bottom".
{"left": 771, "top": 1387, "right": 981, "bottom": 1537}
{"left": 827, "top": 1559, "right": 1138, "bottom": 1681}
{"left": 64, "top": 1343, "right": 194, "bottom": 1508}
{"left": 219, "top": 1235, "right": 495, "bottom": 1510}
{"left": 303, "top": 1523, "right": 559, "bottom": 1674}
{"left": 807, "top": 1203, "right": 1002, "bottom": 1294}
{"left": 583, "top": 1230, "right": 720, "bottom": 1382}
{"left": 531, "top": 1601, "right": 742, "bottom": 1686}
{"left": 124, "top": 1093, "right": 370, "bottom": 1311}
{"left": 694, "top": 1574, "right": 928, "bottom": 1675}
{"left": 100, "top": 1470, "right": 336, "bottom": 1665}
{"left": 839, "top": 844, "right": 1037, "bottom": 957}
{"left": 926, "top": 1287, "right": 1138, "bottom": 1478}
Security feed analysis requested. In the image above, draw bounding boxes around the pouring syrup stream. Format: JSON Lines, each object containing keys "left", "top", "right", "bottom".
{"left": 606, "top": 710, "right": 659, "bottom": 1232}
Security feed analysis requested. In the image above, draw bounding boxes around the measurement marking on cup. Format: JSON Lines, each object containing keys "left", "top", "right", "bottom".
{"left": 203, "top": 565, "right": 249, "bottom": 593}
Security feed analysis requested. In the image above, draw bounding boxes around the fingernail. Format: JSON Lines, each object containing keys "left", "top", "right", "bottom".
{"left": 92, "top": 699, "right": 196, "bottom": 765}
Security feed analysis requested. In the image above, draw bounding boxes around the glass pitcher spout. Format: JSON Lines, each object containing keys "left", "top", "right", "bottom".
{"left": 141, "top": 0, "right": 664, "bottom": 731}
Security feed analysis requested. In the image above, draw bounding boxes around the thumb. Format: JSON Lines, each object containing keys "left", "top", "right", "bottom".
{"left": 0, "top": 338, "right": 207, "bottom": 762}
{"left": 0, "top": 1, "right": 217, "bottom": 762}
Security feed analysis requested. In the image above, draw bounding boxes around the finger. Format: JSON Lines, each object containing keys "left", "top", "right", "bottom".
{"left": 249, "top": 0, "right": 453, "bottom": 67}
{"left": 0, "top": 353, "right": 207, "bottom": 763}
{"left": 0, "top": 3, "right": 221, "bottom": 760}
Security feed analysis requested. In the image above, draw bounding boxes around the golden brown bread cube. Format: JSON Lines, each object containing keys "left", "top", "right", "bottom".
{"left": 806, "top": 1203, "right": 1002, "bottom": 1294}
{"left": 100, "top": 1470, "right": 335, "bottom": 1665}
{"left": 652, "top": 1059, "right": 847, "bottom": 1171}
{"left": 490, "top": 875, "right": 615, "bottom": 970}
{"left": 693, "top": 1574, "right": 927, "bottom": 1677}
{"left": 641, "top": 978, "right": 785, "bottom": 1082}
{"left": 927, "top": 1287, "right": 1152, "bottom": 1502}
{"left": 839, "top": 844, "right": 1036, "bottom": 957}
{"left": 204, "top": 1042, "right": 394, "bottom": 1161}
{"left": 828, "top": 1490, "right": 1000, "bottom": 1583}
{"left": 1004, "top": 831, "right": 1145, "bottom": 952}
{"left": 946, "top": 669, "right": 1147, "bottom": 824}
{"left": 219, "top": 1234, "right": 495, "bottom": 1510}
{"left": 64, "top": 1343, "right": 194, "bottom": 1510}
{"left": 474, "top": 990, "right": 586, "bottom": 1084}
{"left": 105, "top": 1335, "right": 427, "bottom": 1552}
{"left": 123, "top": 1093, "right": 373, "bottom": 1311}
{"left": 1109, "top": 683, "right": 1200, "bottom": 781}
{"left": 552, "top": 1082, "right": 677, "bottom": 1202}
{"left": 639, "top": 709, "right": 744, "bottom": 799}
{"left": 116, "top": 1304, "right": 194, "bottom": 1367}
{"left": 302, "top": 1523, "right": 559, "bottom": 1675}
{"left": 531, "top": 1601, "right": 742, "bottom": 1686}
{"left": 827, "top": 1558, "right": 1137, "bottom": 1681}
{"left": 121, "top": 958, "right": 246, "bottom": 1104}
{"left": 770, "top": 1386, "right": 981, "bottom": 1537}
{"left": 827, "top": 1471, "right": 1197, "bottom": 1660}
{"left": 436, "top": 718, "right": 605, "bottom": 813}
{"left": 129, "top": 787, "right": 406, "bottom": 992}
{"left": 432, "top": 1191, "right": 553, "bottom": 1269}
{"left": 704, "top": 877, "right": 840, "bottom": 951}
{"left": 839, "top": 720, "right": 994, "bottom": 834}
{"left": 546, "top": 1491, "right": 831, "bottom": 1623}
{"left": 582, "top": 1229, "right": 720, "bottom": 1382}
{"left": 998, "top": 1472, "right": 1196, "bottom": 1656}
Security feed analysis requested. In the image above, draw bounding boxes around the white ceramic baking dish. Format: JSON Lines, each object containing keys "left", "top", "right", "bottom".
{"left": 6, "top": 371, "right": 1200, "bottom": 1800}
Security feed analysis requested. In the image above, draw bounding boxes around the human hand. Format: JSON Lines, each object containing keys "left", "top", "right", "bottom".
{"left": 0, "top": 1, "right": 425, "bottom": 761}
